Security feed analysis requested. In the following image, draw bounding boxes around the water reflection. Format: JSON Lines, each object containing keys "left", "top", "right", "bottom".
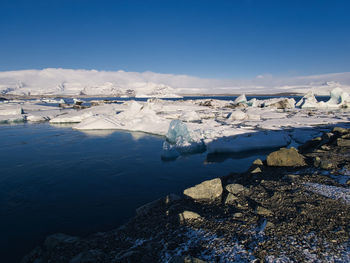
{"left": 205, "top": 148, "right": 280, "bottom": 164}
{"left": 79, "top": 129, "right": 117, "bottom": 137}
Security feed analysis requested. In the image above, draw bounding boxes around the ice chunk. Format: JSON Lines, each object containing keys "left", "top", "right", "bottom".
{"left": 166, "top": 120, "right": 192, "bottom": 144}
{"left": 245, "top": 108, "right": 261, "bottom": 120}
{"left": 233, "top": 94, "right": 247, "bottom": 104}
{"left": 161, "top": 120, "right": 205, "bottom": 159}
{"left": 41, "top": 98, "right": 65, "bottom": 104}
{"left": 0, "top": 114, "right": 25, "bottom": 123}
{"left": 72, "top": 115, "right": 121, "bottom": 130}
{"left": 25, "top": 109, "right": 63, "bottom": 122}
{"left": 207, "top": 131, "right": 291, "bottom": 153}
{"left": 0, "top": 105, "right": 23, "bottom": 115}
{"left": 74, "top": 101, "right": 170, "bottom": 136}
{"left": 327, "top": 87, "right": 346, "bottom": 105}
{"left": 127, "top": 100, "right": 143, "bottom": 114}
{"left": 50, "top": 110, "right": 94, "bottom": 123}
{"left": 246, "top": 98, "right": 259, "bottom": 107}
{"left": 227, "top": 110, "right": 247, "bottom": 121}
{"left": 180, "top": 111, "right": 201, "bottom": 122}
{"left": 73, "top": 98, "right": 83, "bottom": 105}
{"left": 296, "top": 91, "right": 319, "bottom": 108}
{"left": 325, "top": 87, "right": 350, "bottom": 108}
{"left": 50, "top": 104, "right": 120, "bottom": 123}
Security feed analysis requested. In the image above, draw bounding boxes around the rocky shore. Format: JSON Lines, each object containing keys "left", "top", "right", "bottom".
{"left": 22, "top": 127, "right": 350, "bottom": 263}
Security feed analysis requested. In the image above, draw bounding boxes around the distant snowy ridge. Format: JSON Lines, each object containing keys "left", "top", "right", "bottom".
{"left": 0, "top": 68, "right": 181, "bottom": 98}
{"left": 1, "top": 68, "right": 350, "bottom": 96}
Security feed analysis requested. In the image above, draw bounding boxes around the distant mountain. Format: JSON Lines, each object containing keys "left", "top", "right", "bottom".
{"left": 0, "top": 68, "right": 349, "bottom": 96}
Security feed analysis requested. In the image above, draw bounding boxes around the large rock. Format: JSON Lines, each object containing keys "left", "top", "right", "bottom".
{"left": 178, "top": 211, "right": 201, "bottom": 223}
{"left": 184, "top": 178, "right": 223, "bottom": 200}
{"left": 266, "top": 147, "right": 306, "bottom": 167}
{"left": 225, "top": 183, "right": 248, "bottom": 195}
{"left": 253, "top": 159, "right": 263, "bottom": 165}
{"left": 256, "top": 206, "right": 273, "bottom": 216}
{"left": 224, "top": 193, "right": 238, "bottom": 204}
{"left": 333, "top": 127, "right": 350, "bottom": 134}
{"left": 337, "top": 138, "right": 350, "bottom": 147}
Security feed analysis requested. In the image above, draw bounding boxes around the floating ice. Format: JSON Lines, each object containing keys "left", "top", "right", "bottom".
{"left": 327, "top": 87, "right": 347, "bottom": 105}
{"left": 245, "top": 108, "right": 261, "bottom": 120}
{"left": 41, "top": 98, "right": 65, "bottom": 104}
{"left": 297, "top": 88, "right": 350, "bottom": 109}
{"left": 74, "top": 101, "right": 171, "bottom": 135}
{"left": 296, "top": 91, "right": 319, "bottom": 109}
{"left": 206, "top": 131, "right": 291, "bottom": 153}
{"left": 179, "top": 111, "right": 201, "bottom": 123}
{"left": 161, "top": 120, "right": 205, "bottom": 159}
{"left": 166, "top": 120, "right": 192, "bottom": 145}
{"left": 50, "top": 104, "right": 122, "bottom": 124}
{"left": 0, "top": 105, "right": 23, "bottom": 115}
{"left": 227, "top": 110, "right": 247, "bottom": 121}
{"left": 328, "top": 87, "right": 350, "bottom": 108}
{"left": 0, "top": 114, "right": 25, "bottom": 123}
{"left": 247, "top": 98, "right": 259, "bottom": 107}
{"left": 233, "top": 94, "right": 247, "bottom": 104}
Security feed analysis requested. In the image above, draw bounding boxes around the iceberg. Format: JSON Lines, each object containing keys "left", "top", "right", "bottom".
{"left": 296, "top": 91, "right": 319, "bottom": 109}
{"left": 233, "top": 94, "right": 247, "bottom": 104}
{"left": 226, "top": 110, "right": 247, "bottom": 121}
{"left": 166, "top": 120, "right": 193, "bottom": 145}
{"left": 326, "top": 87, "right": 350, "bottom": 107}
{"left": 74, "top": 100, "right": 171, "bottom": 136}
{"left": 161, "top": 120, "right": 205, "bottom": 159}
{"left": 296, "top": 88, "right": 350, "bottom": 109}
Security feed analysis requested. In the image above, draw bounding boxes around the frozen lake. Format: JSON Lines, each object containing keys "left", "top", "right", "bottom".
{"left": 0, "top": 122, "right": 270, "bottom": 262}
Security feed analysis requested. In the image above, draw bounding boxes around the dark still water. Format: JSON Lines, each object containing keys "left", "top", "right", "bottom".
{"left": 1, "top": 123, "right": 268, "bottom": 262}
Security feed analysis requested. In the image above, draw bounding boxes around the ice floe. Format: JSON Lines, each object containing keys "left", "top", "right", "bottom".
{"left": 161, "top": 120, "right": 205, "bottom": 159}
{"left": 0, "top": 88, "right": 349, "bottom": 158}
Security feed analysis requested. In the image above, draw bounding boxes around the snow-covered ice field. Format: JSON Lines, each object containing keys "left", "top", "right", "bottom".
{"left": 1, "top": 87, "right": 349, "bottom": 160}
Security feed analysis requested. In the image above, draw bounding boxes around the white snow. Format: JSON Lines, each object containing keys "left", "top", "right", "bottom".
{"left": 304, "top": 183, "right": 350, "bottom": 205}
{"left": 206, "top": 130, "right": 291, "bottom": 153}
{"left": 296, "top": 91, "right": 319, "bottom": 108}
{"left": 0, "top": 114, "right": 25, "bottom": 123}
{"left": 0, "top": 87, "right": 349, "bottom": 157}
{"left": 0, "top": 105, "right": 23, "bottom": 115}
{"left": 226, "top": 110, "right": 247, "bottom": 121}
{"left": 162, "top": 228, "right": 256, "bottom": 262}
{"left": 233, "top": 94, "right": 247, "bottom": 104}
{"left": 73, "top": 101, "right": 171, "bottom": 135}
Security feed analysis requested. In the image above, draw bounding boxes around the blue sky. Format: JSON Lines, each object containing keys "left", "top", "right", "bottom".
{"left": 0, "top": 0, "right": 349, "bottom": 78}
